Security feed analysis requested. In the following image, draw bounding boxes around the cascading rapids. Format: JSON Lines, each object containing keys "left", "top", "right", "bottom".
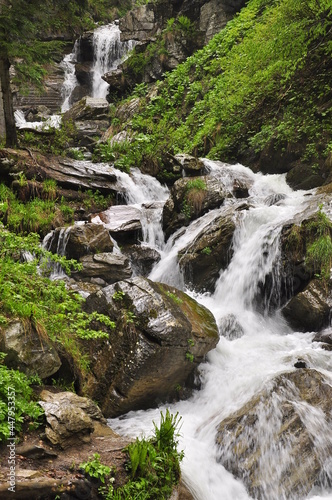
{"left": 108, "top": 160, "right": 332, "bottom": 500}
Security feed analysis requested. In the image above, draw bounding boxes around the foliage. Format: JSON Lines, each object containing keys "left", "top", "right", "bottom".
{"left": 201, "top": 246, "right": 212, "bottom": 255}
{"left": 0, "top": 353, "right": 44, "bottom": 442}
{"left": 106, "top": 410, "right": 183, "bottom": 499}
{"left": 305, "top": 205, "right": 332, "bottom": 281}
{"left": 166, "top": 291, "right": 183, "bottom": 305}
{"left": 0, "top": 182, "right": 73, "bottom": 235}
{"left": 18, "top": 120, "right": 78, "bottom": 156}
{"left": 109, "top": 0, "right": 332, "bottom": 172}
{"left": 80, "top": 453, "right": 113, "bottom": 484}
{"left": 0, "top": 227, "right": 114, "bottom": 373}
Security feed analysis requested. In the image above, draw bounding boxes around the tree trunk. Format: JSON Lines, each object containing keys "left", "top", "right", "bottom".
{"left": 0, "top": 56, "right": 17, "bottom": 147}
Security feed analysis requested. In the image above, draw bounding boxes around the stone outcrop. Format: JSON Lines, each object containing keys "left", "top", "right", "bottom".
{"left": 39, "top": 390, "right": 105, "bottom": 448}
{"left": 282, "top": 279, "right": 331, "bottom": 332}
{"left": 178, "top": 206, "right": 241, "bottom": 292}
{"left": 83, "top": 276, "right": 219, "bottom": 417}
{"left": 216, "top": 369, "right": 332, "bottom": 499}
{"left": 73, "top": 252, "right": 132, "bottom": 285}
{"left": 0, "top": 321, "right": 61, "bottom": 379}
{"left": 47, "top": 223, "right": 114, "bottom": 260}
{"left": 162, "top": 166, "right": 251, "bottom": 238}
{"left": 62, "top": 96, "right": 109, "bottom": 122}
{"left": 163, "top": 176, "right": 226, "bottom": 238}
{"left": 91, "top": 205, "right": 142, "bottom": 242}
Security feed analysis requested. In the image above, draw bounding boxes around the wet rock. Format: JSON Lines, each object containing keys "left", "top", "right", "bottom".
{"left": 163, "top": 176, "right": 226, "bottom": 238}
{"left": 282, "top": 279, "right": 331, "bottom": 332}
{"left": 125, "top": 244, "right": 161, "bottom": 276}
{"left": 178, "top": 207, "right": 238, "bottom": 292}
{"left": 62, "top": 96, "right": 109, "bottom": 122}
{"left": 91, "top": 205, "right": 142, "bottom": 242}
{"left": 313, "top": 329, "right": 332, "bottom": 351}
{"left": 73, "top": 253, "right": 132, "bottom": 284}
{"left": 287, "top": 164, "right": 328, "bottom": 190}
{"left": 173, "top": 154, "right": 206, "bottom": 176}
{"left": 219, "top": 313, "right": 244, "bottom": 340}
{"left": 39, "top": 390, "right": 105, "bottom": 448}
{"left": 0, "top": 321, "right": 61, "bottom": 379}
{"left": 216, "top": 369, "right": 332, "bottom": 499}
{"left": 47, "top": 223, "right": 114, "bottom": 260}
{"left": 84, "top": 276, "right": 219, "bottom": 417}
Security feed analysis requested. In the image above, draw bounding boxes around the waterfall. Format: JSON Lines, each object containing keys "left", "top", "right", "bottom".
{"left": 91, "top": 166, "right": 169, "bottom": 250}
{"left": 108, "top": 161, "right": 332, "bottom": 500}
{"left": 92, "top": 24, "right": 135, "bottom": 99}
{"left": 60, "top": 42, "right": 79, "bottom": 112}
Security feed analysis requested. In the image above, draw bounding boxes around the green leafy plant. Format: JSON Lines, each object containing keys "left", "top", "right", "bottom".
{"left": 201, "top": 246, "right": 212, "bottom": 255}
{"left": 107, "top": 410, "right": 183, "bottom": 499}
{"left": 80, "top": 453, "right": 113, "bottom": 484}
{"left": 0, "top": 353, "right": 44, "bottom": 442}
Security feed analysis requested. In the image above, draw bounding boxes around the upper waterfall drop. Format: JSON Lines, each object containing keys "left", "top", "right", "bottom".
{"left": 91, "top": 23, "right": 135, "bottom": 99}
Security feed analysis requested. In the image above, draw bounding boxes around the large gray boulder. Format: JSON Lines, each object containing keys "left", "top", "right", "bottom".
{"left": 216, "top": 369, "right": 332, "bottom": 500}
{"left": 47, "top": 223, "right": 114, "bottom": 260}
{"left": 73, "top": 253, "right": 132, "bottom": 285}
{"left": 178, "top": 205, "right": 244, "bottom": 292}
{"left": 39, "top": 390, "right": 105, "bottom": 448}
{"left": 0, "top": 321, "right": 61, "bottom": 379}
{"left": 62, "top": 96, "right": 109, "bottom": 122}
{"left": 282, "top": 279, "right": 331, "bottom": 332}
{"left": 84, "top": 276, "right": 219, "bottom": 417}
{"left": 163, "top": 176, "right": 226, "bottom": 238}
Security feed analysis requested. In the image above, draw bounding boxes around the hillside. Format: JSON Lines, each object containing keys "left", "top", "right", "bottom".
{"left": 99, "top": 0, "right": 332, "bottom": 190}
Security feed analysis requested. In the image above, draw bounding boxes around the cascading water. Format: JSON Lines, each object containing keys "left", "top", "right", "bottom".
{"left": 60, "top": 42, "right": 79, "bottom": 112}
{"left": 91, "top": 24, "right": 135, "bottom": 99}
{"left": 91, "top": 166, "right": 169, "bottom": 250}
{"left": 108, "top": 161, "right": 332, "bottom": 500}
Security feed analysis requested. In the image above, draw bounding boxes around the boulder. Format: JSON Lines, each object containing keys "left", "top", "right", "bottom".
{"left": 84, "top": 276, "right": 219, "bottom": 417}
{"left": 124, "top": 244, "right": 161, "bottom": 276}
{"left": 47, "top": 223, "right": 114, "bottom": 260}
{"left": 218, "top": 313, "right": 244, "bottom": 340}
{"left": 173, "top": 154, "right": 206, "bottom": 177}
{"left": 282, "top": 279, "right": 331, "bottom": 332}
{"left": 39, "top": 390, "right": 105, "bottom": 448}
{"left": 216, "top": 369, "right": 332, "bottom": 499}
{"left": 313, "top": 329, "right": 332, "bottom": 350}
{"left": 0, "top": 321, "right": 61, "bottom": 379}
{"left": 163, "top": 176, "right": 226, "bottom": 238}
{"left": 91, "top": 205, "right": 142, "bottom": 242}
{"left": 178, "top": 207, "right": 239, "bottom": 292}
{"left": 73, "top": 253, "right": 132, "bottom": 284}
{"left": 62, "top": 96, "right": 109, "bottom": 123}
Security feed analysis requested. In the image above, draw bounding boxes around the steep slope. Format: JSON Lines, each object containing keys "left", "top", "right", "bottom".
{"left": 101, "top": 0, "right": 332, "bottom": 189}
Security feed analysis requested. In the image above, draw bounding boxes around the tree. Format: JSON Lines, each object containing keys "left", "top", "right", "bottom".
{"left": 0, "top": 0, "right": 89, "bottom": 147}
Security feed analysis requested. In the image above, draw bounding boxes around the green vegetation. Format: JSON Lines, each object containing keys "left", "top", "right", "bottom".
{"left": 0, "top": 183, "right": 73, "bottom": 235}
{"left": 0, "top": 227, "right": 115, "bottom": 372}
{"left": 305, "top": 205, "right": 332, "bottom": 281}
{"left": 101, "top": 410, "right": 183, "bottom": 499}
{"left": 201, "top": 246, "right": 212, "bottom": 256}
{"left": 0, "top": 353, "right": 44, "bottom": 442}
{"left": 166, "top": 291, "right": 183, "bottom": 305}
{"left": 80, "top": 453, "right": 114, "bottom": 484}
{"left": 107, "top": 0, "right": 332, "bottom": 175}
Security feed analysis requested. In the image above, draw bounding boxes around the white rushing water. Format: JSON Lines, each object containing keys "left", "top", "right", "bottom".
{"left": 108, "top": 161, "right": 332, "bottom": 500}
{"left": 92, "top": 23, "right": 135, "bottom": 98}
{"left": 60, "top": 41, "right": 79, "bottom": 112}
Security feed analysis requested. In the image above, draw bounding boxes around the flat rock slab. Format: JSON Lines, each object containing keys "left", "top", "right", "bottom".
{"left": 92, "top": 205, "right": 142, "bottom": 233}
